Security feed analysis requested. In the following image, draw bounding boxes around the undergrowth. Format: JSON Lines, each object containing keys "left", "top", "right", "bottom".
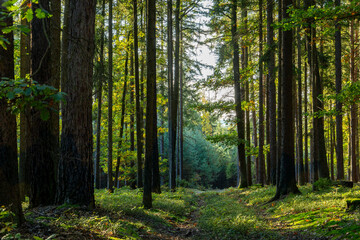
{"left": 1, "top": 185, "right": 360, "bottom": 239}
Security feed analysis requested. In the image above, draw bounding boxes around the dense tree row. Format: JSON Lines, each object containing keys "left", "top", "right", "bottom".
{"left": 0, "top": 0, "right": 360, "bottom": 223}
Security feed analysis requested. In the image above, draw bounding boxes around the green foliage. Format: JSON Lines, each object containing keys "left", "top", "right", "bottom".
{"left": 0, "top": 78, "right": 66, "bottom": 120}
{"left": 0, "top": 207, "right": 16, "bottom": 234}
{"left": 313, "top": 178, "right": 333, "bottom": 191}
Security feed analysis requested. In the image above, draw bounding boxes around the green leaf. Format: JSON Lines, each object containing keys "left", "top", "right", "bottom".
{"left": 35, "top": 8, "right": 46, "bottom": 19}
{"left": 24, "top": 8, "right": 33, "bottom": 22}
{"left": 6, "top": 91, "right": 15, "bottom": 100}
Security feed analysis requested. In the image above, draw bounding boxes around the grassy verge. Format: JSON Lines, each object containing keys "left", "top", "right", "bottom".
{"left": 1, "top": 185, "right": 360, "bottom": 239}
{"left": 220, "top": 184, "right": 360, "bottom": 239}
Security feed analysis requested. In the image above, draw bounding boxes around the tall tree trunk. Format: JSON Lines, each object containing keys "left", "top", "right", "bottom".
{"left": 57, "top": 0, "right": 96, "bottom": 207}
{"left": 276, "top": 0, "right": 282, "bottom": 187}
{"left": 29, "top": 0, "right": 57, "bottom": 207}
{"left": 232, "top": 0, "right": 247, "bottom": 188}
{"left": 167, "top": 0, "right": 175, "bottom": 191}
{"left": 179, "top": 27, "right": 184, "bottom": 181}
{"left": 258, "top": 0, "right": 265, "bottom": 185}
{"left": 350, "top": 19, "right": 358, "bottom": 182}
{"left": 95, "top": 0, "right": 106, "bottom": 189}
{"left": 50, "top": 0, "right": 61, "bottom": 189}
{"left": 305, "top": 0, "right": 329, "bottom": 183}
{"left": 19, "top": 0, "right": 31, "bottom": 200}
{"left": 267, "top": 0, "right": 276, "bottom": 185}
{"left": 330, "top": 118, "right": 335, "bottom": 180}
{"left": 114, "top": 41, "right": 129, "bottom": 188}
{"left": 296, "top": 0, "right": 304, "bottom": 185}
{"left": 107, "top": 0, "right": 114, "bottom": 193}
{"left": 129, "top": 46, "right": 137, "bottom": 189}
{"left": 252, "top": 80, "right": 258, "bottom": 186}
{"left": 0, "top": 2, "right": 24, "bottom": 224}
{"left": 241, "top": 3, "right": 251, "bottom": 186}
{"left": 143, "top": 0, "right": 158, "bottom": 208}
{"left": 334, "top": 0, "right": 344, "bottom": 180}
{"left": 134, "top": 0, "right": 143, "bottom": 188}
{"left": 273, "top": 0, "right": 300, "bottom": 199}
{"left": 304, "top": 62, "right": 309, "bottom": 183}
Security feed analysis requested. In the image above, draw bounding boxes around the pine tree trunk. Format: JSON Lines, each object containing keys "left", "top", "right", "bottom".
{"left": 29, "top": 0, "right": 57, "bottom": 207}
{"left": 350, "top": 19, "right": 358, "bottom": 182}
{"left": 276, "top": 0, "right": 282, "bottom": 188}
{"left": 0, "top": 2, "right": 24, "bottom": 224}
{"left": 19, "top": 0, "right": 31, "bottom": 200}
{"left": 296, "top": 1, "right": 304, "bottom": 185}
{"left": 258, "top": 0, "right": 265, "bottom": 185}
{"left": 304, "top": 62, "right": 309, "bottom": 183}
{"left": 232, "top": 0, "right": 247, "bottom": 188}
{"left": 128, "top": 42, "right": 137, "bottom": 189}
{"left": 114, "top": 41, "right": 129, "bottom": 188}
{"left": 95, "top": 0, "right": 106, "bottom": 189}
{"left": 273, "top": 0, "right": 300, "bottom": 199}
{"left": 57, "top": 0, "right": 96, "bottom": 207}
{"left": 134, "top": 0, "right": 143, "bottom": 188}
{"left": 167, "top": 0, "right": 175, "bottom": 191}
{"left": 335, "top": 0, "right": 344, "bottom": 180}
{"left": 267, "top": 0, "right": 276, "bottom": 185}
{"left": 107, "top": 0, "right": 114, "bottom": 192}
{"left": 143, "top": 0, "right": 158, "bottom": 208}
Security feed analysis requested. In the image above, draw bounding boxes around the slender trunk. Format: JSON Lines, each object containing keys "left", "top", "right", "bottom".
{"left": 179, "top": 28, "right": 184, "bottom": 180}
{"left": 350, "top": 19, "right": 358, "bottom": 182}
{"left": 114, "top": 40, "right": 129, "bottom": 188}
{"left": 258, "top": 0, "right": 265, "bottom": 185}
{"left": 143, "top": 0, "right": 158, "bottom": 208}
{"left": 96, "top": 0, "right": 106, "bottom": 189}
{"left": 50, "top": 0, "right": 61, "bottom": 193}
{"left": 304, "top": 62, "right": 309, "bottom": 182}
{"left": 276, "top": 0, "right": 282, "bottom": 188}
{"left": 169, "top": 0, "right": 181, "bottom": 190}
{"left": 19, "top": 0, "right": 31, "bottom": 200}
{"left": 107, "top": 0, "right": 114, "bottom": 193}
{"left": 296, "top": 1, "right": 304, "bottom": 185}
{"left": 134, "top": 0, "right": 143, "bottom": 188}
{"left": 232, "top": 0, "right": 247, "bottom": 188}
{"left": 130, "top": 46, "right": 136, "bottom": 189}
{"left": 167, "top": 0, "right": 174, "bottom": 190}
{"left": 267, "top": 0, "right": 276, "bottom": 185}
{"left": 334, "top": 0, "right": 343, "bottom": 180}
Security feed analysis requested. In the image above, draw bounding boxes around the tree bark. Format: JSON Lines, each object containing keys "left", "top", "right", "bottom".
{"left": 95, "top": 0, "right": 106, "bottom": 189}
{"left": 334, "top": 0, "right": 344, "bottom": 181}
{"left": 231, "top": 0, "right": 247, "bottom": 188}
{"left": 167, "top": 0, "right": 175, "bottom": 191}
{"left": 29, "top": 0, "right": 57, "bottom": 207}
{"left": 107, "top": 0, "right": 114, "bottom": 193}
{"left": 267, "top": 0, "right": 276, "bottom": 185}
{"left": 134, "top": 0, "right": 143, "bottom": 188}
{"left": 304, "top": 62, "right": 309, "bottom": 182}
{"left": 350, "top": 19, "right": 358, "bottom": 182}
{"left": 258, "top": 0, "right": 265, "bottom": 185}
{"left": 296, "top": 0, "right": 304, "bottom": 185}
{"left": 57, "top": 0, "right": 96, "bottom": 207}
{"left": 19, "top": 0, "right": 31, "bottom": 200}
{"left": 114, "top": 40, "right": 129, "bottom": 188}
{"left": 143, "top": 0, "right": 158, "bottom": 208}
{"left": 273, "top": 0, "right": 300, "bottom": 199}
{"left": 0, "top": 2, "right": 24, "bottom": 224}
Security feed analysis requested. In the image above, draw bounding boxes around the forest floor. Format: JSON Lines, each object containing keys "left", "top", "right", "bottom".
{"left": 2, "top": 183, "right": 360, "bottom": 240}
